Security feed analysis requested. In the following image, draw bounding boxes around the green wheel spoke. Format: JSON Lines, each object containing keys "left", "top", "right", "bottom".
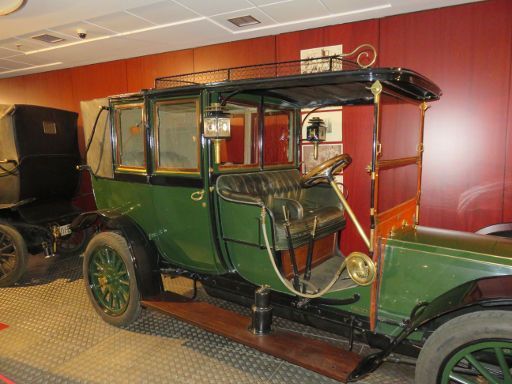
{"left": 495, "top": 347, "right": 512, "bottom": 383}
{"left": 465, "top": 352, "right": 501, "bottom": 384}
{"left": 89, "top": 245, "right": 130, "bottom": 316}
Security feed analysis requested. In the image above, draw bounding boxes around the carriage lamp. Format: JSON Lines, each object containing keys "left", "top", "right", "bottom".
{"left": 204, "top": 103, "right": 231, "bottom": 164}
{"left": 306, "top": 117, "right": 327, "bottom": 160}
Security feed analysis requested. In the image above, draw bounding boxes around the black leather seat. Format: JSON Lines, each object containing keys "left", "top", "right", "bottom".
{"left": 216, "top": 169, "right": 346, "bottom": 250}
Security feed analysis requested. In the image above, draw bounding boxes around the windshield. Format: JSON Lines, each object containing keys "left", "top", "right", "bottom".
{"left": 376, "top": 93, "right": 423, "bottom": 214}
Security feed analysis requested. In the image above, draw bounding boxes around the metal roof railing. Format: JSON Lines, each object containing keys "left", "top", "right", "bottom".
{"left": 154, "top": 44, "right": 377, "bottom": 90}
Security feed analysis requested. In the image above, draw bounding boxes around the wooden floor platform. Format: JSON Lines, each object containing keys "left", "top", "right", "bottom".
{"left": 142, "top": 297, "right": 362, "bottom": 383}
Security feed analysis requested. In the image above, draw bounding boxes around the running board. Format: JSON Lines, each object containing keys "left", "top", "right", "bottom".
{"left": 141, "top": 296, "right": 362, "bottom": 382}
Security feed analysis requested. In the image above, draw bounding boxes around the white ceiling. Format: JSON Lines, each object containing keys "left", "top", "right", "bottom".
{"left": 0, "top": 0, "right": 480, "bottom": 79}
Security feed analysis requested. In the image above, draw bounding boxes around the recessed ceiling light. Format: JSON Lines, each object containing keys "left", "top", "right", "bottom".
{"left": 227, "top": 15, "right": 261, "bottom": 28}
{"left": 32, "top": 33, "right": 66, "bottom": 44}
{"left": 0, "top": 0, "right": 26, "bottom": 16}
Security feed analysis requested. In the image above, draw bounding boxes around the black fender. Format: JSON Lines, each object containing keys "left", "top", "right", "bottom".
{"left": 349, "top": 275, "right": 512, "bottom": 381}
{"left": 75, "top": 210, "right": 163, "bottom": 299}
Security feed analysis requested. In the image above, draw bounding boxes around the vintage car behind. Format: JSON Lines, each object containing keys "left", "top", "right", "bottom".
{"left": 0, "top": 104, "right": 85, "bottom": 286}
{"left": 77, "top": 46, "right": 512, "bottom": 383}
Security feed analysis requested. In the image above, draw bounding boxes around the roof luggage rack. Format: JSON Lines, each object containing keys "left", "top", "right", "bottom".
{"left": 154, "top": 44, "right": 377, "bottom": 89}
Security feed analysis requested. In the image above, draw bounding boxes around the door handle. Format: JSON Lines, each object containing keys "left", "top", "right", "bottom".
{"left": 191, "top": 189, "right": 205, "bottom": 201}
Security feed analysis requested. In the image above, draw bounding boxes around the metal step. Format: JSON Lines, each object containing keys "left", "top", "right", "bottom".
{"left": 141, "top": 296, "right": 362, "bottom": 383}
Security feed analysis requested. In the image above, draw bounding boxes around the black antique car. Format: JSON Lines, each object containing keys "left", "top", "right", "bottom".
{"left": 0, "top": 104, "right": 86, "bottom": 287}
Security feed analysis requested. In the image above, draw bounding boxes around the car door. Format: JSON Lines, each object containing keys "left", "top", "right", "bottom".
{"left": 149, "top": 94, "right": 223, "bottom": 274}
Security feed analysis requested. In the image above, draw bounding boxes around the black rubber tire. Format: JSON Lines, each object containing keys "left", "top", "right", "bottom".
{"left": 83, "top": 231, "right": 142, "bottom": 327}
{"left": 415, "top": 310, "right": 512, "bottom": 384}
{"left": 0, "top": 224, "right": 28, "bottom": 287}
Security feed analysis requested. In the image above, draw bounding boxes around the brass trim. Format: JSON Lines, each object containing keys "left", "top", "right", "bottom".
{"left": 377, "top": 156, "right": 419, "bottom": 170}
{"left": 113, "top": 102, "right": 146, "bottom": 171}
{"left": 415, "top": 101, "right": 429, "bottom": 224}
{"left": 339, "top": 44, "right": 378, "bottom": 69}
{"left": 213, "top": 139, "right": 222, "bottom": 164}
{"left": 329, "top": 179, "right": 370, "bottom": 250}
{"left": 370, "top": 80, "right": 383, "bottom": 103}
{"left": 116, "top": 166, "right": 147, "bottom": 174}
{"left": 153, "top": 98, "right": 201, "bottom": 174}
{"left": 191, "top": 189, "right": 205, "bottom": 201}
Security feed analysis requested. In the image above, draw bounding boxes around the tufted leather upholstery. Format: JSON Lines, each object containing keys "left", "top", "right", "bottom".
{"left": 217, "top": 169, "right": 346, "bottom": 250}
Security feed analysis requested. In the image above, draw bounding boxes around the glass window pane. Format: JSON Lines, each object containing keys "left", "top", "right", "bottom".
{"left": 380, "top": 95, "right": 421, "bottom": 160}
{"left": 220, "top": 102, "right": 259, "bottom": 168}
{"left": 263, "top": 109, "right": 294, "bottom": 166}
{"left": 116, "top": 106, "right": 145, "bottom": 168}
{"left": 156, "top": 100, "right": 199, "bottom": 171}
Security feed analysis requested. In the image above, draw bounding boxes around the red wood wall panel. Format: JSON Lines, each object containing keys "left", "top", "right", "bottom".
{"left": 194, "top": 36, "right": 276, "bottom": 71}
{"left": 125, "top": 49, "right": 194, "bottom": 92}
{"left": 0, "top": 0, "right": 510, "bottom": 236}
{"left": 504, "top": 56, "right": 512, "bottom": 222}
{"left": 379, "top": 0, "right": 512, "bottom": 232}
{"left": 0, "top": 76, "right": 27, "bottom": 104}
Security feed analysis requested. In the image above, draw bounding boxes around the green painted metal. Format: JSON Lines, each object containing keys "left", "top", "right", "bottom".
{"left": 92, "top": 178, "right": 224, "bottom": 274}
{"left": 217, "top": 198, "right": 371, "bottom": 316}
{"left": 88, "top": 246, "right": 130, "bottom": 316}
{"left": 376, "top": 226, "right": 512, "bottom": 328}
{"left": 87, "top": 72, "right": 512, "bottom": 343}
{"left": 441, "top": 341, "right": 512, "bottom": 384}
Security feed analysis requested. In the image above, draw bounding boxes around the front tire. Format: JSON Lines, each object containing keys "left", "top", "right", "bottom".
{"left": 83, "top": 232, "right": 142, "bottom": 327}
{"left": 415, "top": 310, "right": 512, "bottom": 384}
{"left": 0, "top": 224, "right": 28, "bottom": 287}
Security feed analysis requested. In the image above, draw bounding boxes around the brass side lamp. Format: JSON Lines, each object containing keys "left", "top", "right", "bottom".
{"left": 204, "top": 103, "right": 231, "bottom": 164}
{"left": 306, "top": 117, "right": 327, "bottom": 160}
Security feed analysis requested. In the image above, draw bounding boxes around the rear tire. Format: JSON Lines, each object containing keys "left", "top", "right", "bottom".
{"left": 415, "top": 310, "right": 512, "bottom": 384}
{"left": 83, "top": 232, "right": 142, "bottom": 327}
{"left": 0, "top": 224, "right": 28, "bottom": 287}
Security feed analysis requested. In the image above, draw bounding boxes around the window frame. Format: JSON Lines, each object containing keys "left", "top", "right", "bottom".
{"left": 261, "top": 103, "right": 297, "bottom": 170}
{"left": 153, "top": 97, "right": 201, "bottom": 175}
{"left": 113, "top": 102, "right": 147, "bottom": 174}
{"left": 217, "top": 100, "right": 261, "bottom": 171}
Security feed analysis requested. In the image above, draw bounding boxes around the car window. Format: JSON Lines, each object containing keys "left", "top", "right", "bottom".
{"left": 263, "top": 108, "right": 294, "bottom": 166}
{"left": 155, "top": 99, "right": 199, "bottom": 172}
{"left": 115, "top": 104, "right": 145, "bottom": 169}
{"left": 219, "top": 102, "right": 259, "bottom": 168}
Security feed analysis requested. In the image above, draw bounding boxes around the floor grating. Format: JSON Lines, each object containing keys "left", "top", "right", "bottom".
{"left": 0, "top": 253, "right": 415, "bottom": 383}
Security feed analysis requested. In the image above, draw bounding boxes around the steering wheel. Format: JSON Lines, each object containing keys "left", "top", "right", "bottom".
{"left": 301, "top": 153, "right": 352, "bottom": 187}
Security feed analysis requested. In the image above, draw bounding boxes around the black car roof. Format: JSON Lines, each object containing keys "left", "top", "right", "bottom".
{"left": 110, "top": 54, "right": 441, "bottom": 107}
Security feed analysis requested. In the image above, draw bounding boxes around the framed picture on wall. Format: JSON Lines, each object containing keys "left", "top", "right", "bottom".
{"left": 300, "top": 45, "right": 343, "bottom": 74}
{"left": 302, "top": 143, "right": 343, "bottom": 172}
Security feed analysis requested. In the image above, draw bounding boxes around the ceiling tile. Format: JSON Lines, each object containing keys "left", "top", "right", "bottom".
{"left": 87, "top": 11, "right": 154, "bottom": 33}
{"left": 320, "top": 0, "right": 388, "bottom": 13}
{"left": 175, "top": 0, "right": 253, "bottom": 16}
{"left": 0, "top": 37, "right": 47, "bottom": 52}
{"left": 50, "top": 21, "right": 114, "bottom": 40}
{"left": 260, "top": 0, "right": 328, "bottom": 23}
{"left": 249, "top": 0, "right": 292, "bottom": 5}
{"left": 0, "top": 47, "right": 18, "bottom": 58}
{"left": 211, "top": 8, "right": 276, "bottom": 31}
{"left": 0, "top": 58, "right": 33, "bottom": 69}
{"left": 127, "top": 1, "right": 197, "bottom": 24}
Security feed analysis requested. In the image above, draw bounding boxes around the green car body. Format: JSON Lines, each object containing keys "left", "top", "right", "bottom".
{"left": 79, "top": 50, "right": 512, "bottom": 382}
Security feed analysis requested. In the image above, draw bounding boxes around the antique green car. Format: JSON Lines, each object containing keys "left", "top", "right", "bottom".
{"left": 77, "top": 45, "right": 512, "bottom": 383}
